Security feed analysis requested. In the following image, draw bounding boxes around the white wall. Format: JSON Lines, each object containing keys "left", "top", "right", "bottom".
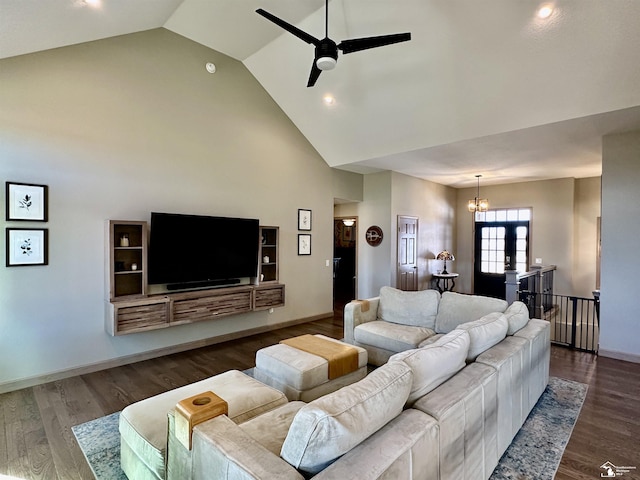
{"left": 600, "top": 131, "right": 640, "bottom": 361}
{"left": 0, "top": 29, "right": 336, "bottom": 390}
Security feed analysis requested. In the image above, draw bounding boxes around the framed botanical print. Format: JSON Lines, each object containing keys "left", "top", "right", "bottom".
{"left": 6, "top": 182, "right": 48, "bottom": 221}
{"left": 6, "top": 228, "right": 49, "bottom": 266}
{"left": 298, "top": 209, "right": 312, "bottom": 231}
{"left": 298, "top": 234, "right": 311, "bottom": 255}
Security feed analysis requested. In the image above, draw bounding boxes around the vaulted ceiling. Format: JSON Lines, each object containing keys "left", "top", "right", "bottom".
{"left": 2, "top": 0, "right": 640, "bottom": 187}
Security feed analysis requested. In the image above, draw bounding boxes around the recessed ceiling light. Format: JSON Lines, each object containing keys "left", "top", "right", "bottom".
{"left": 537, "top": 4, "right": 554, "bottom": 19}
{"left": 84, "top": 0, "right": 101, "bottom": 7}
{"left": 323, "top": 95, "right": 335, "bottom": 106}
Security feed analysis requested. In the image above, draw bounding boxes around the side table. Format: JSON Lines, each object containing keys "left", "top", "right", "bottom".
{"left": 432, "top": 273, "right": 459, "bottom": 293}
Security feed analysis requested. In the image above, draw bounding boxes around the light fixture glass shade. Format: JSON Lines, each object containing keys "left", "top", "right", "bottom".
{"left": 468, "top": 175, "right": 489, "bottom": 213}
{"left": 468, "top": 198, "right": 489, "bottom": 213}
{"left": 436, "top": 250, "right": 455, "bottom": 274}
{"left": 342, "top": 219, "right": 355, "bottom": 227}
{"left": 316, "top": 57, "right": 337, "bottom": 70}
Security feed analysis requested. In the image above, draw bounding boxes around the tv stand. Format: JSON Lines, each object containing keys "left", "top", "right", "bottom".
{"left": 106, "top": 219, "right": 285, "bottom": 336}
{"left": 166, "top": 278, "right": 240, "bottom": 291}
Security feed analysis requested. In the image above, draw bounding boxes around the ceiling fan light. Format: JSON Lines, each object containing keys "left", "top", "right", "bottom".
{"left": 316, "top": 56, "right": 337, "bottom": 71}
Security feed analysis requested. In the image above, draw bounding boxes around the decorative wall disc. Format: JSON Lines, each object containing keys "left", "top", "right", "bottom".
{"left": 365, "top": 225, "right": 383, "bottom": 246}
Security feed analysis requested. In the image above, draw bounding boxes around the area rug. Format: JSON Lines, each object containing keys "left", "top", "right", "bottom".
{"left": 490, "top": 376, "right": 588, "bottom": 479}
{"left": 72, "top": 376, "right": 587, "bottom": 480}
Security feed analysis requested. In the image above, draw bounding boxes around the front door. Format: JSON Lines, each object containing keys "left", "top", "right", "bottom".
{"left": 397, "top": 216, "right": 419, "bottom": 291}
{"left": 473, "top": 209, "right": 530, "bottom": 298}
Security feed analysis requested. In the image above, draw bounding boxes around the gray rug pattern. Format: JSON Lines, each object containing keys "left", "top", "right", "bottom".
{"left": 72, "top": 376, "right": 587, "bottom": 480}
{"left": 490, "top": 376, "right": 588, "bottom": 479}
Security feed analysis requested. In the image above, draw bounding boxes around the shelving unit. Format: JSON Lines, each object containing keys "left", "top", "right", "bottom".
{"left": 106, "top": 220, "right": 285, "bottom": 336}
{"left": 108, "top": 220, "right": 147, "bottom": 300}
{"left": 259, "top": 226, "right": 279, "bottom": 283}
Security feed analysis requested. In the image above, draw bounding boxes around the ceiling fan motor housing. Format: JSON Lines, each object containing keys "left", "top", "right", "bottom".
{"left": 315, "top": 38, "right": 338, "bottom": 70}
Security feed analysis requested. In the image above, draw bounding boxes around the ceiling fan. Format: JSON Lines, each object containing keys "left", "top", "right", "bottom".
{"left": 256, "top": 0, "right": 411, "bottom": 87}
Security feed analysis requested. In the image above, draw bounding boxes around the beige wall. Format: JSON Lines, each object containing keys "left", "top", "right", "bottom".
{"left": 455, "top": 177, "right": 600, "bottom": 297}
{"left": 0, "top": 29, "right": 336, "bottom": 390}
{"left": 334, "top": 172, "right": 457, "bottom": 298}
{"left": 390, "top": 172, "right": 457, "bottom": 290}
{"left": 573, "top": 177, "right": 601, "bottom": 297}
{"left": 600, "top": 131, "right": 640, "bottom": 361}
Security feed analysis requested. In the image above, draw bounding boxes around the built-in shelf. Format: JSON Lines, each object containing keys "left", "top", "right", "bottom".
{"left": 108, "top": 221, "right": 147, "bottom": 300}
{"left": 259, "top": 226, "right": 279, "bottom": 283}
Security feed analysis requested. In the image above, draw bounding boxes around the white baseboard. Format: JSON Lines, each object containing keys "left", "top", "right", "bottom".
{"left": 599, "top": 349, "right": 640, "bottom": 364}
{"left": 0, "top": 312, "right": 333, "bottom": 394}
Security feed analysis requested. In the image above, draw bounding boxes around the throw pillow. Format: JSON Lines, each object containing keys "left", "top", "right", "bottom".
{"left": 378, "top": 286, "right": 440, "bottom": 329}
{"left": 280, "top": 362, "right": 413, "bottom": 475}
{"left": 434, "top": 291, "right": 508, "bottom": 334}
{"left": 456, "top": 312, "right": 508, "bottom": 361}
{"left": 388, "top": 329, "right": 470, "bottom": 405}
{"left": 504, "top": 301, "right": 530, "bottom": 335}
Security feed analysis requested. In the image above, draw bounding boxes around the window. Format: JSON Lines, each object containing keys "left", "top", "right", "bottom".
{"left": 476, "top": 208, "right": 531, "bottom": 274}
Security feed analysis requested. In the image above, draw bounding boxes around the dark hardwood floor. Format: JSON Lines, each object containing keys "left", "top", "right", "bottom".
{"left": 1, "top": 314, "right": 639, "bottom": 479}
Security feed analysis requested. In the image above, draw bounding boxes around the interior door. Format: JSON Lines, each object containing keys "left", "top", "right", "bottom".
{"left": 474, "top": 220, "right": 529, "bottom": 299}
{"left": 397, "top": 216, "right": 419, "bottom": 291}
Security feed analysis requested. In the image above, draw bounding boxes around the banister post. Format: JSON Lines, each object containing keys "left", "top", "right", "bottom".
{"left": 531, "top": 266, "right": 544, "bottom": 318}
{"left": 505, "top": 270, "right": 520, "bottom": 305}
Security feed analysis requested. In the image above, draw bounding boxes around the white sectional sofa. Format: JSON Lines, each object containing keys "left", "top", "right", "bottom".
{"left": 183, "top": 288, "right": 550, "bottom": 480}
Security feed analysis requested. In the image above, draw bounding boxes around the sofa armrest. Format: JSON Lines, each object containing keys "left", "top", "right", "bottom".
{"left": 343, "top": 297, "right": 379, "bottom": 344}
{"left": 192, "top": 415, "right": 303, "bottom": 480}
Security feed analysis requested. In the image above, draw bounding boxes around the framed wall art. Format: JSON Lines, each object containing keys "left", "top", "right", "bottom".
{"left": 298, "top": 234, "right": 311, "bottom": 255}
{"left": 6, "top": 228, "right": 49, "bottom": 266}
{"left": 298, "top": 209, "right": 312, "bottom": 231}
{"left": 6, "top": 182, "right": 48, "bottom": 222}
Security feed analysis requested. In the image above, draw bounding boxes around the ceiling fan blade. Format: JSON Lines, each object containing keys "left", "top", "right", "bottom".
{"left": 307, "top": 61, "right": 322, "bottom": 88}
{"left": 256, "top": 9, "right": 319, "bottom": 46}
{"left": 338, "top": 32, "right": 411, "bottom": 54}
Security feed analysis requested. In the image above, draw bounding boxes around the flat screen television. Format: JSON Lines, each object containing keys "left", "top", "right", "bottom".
{"left": 148, "top": 212, "right": 259, "bottom": 289}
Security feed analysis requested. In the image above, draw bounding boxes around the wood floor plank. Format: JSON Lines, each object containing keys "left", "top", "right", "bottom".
{"left": 32, "top": 381, "right": 96, "bottom": 480}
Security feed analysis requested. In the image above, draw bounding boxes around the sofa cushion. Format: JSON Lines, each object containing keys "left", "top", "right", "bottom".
{"left": 280, "top": 362, "right": 413, "bottom": 475}
{"left": 457, "top": 312, "right": 509, "bottom": 361}
{"left": 239, "top": 401, "right": 306, "bottom": 456}
{"left": 504, "top": 301, "right": 530, "bottom": 335}
{"left": 378, "top": 286, "right": 440, "bottom": 329}
{"left": 389, "top": 329, "right": 470, "bottom": 405}
{"left": 354, "top": 321, "right": 436, "bottom": 353}
{"left": 434, "top": 291, "right": 508, "bottom": 334}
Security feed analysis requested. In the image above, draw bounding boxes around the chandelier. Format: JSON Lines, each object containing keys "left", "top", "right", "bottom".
{"left": 468, "top": 174, "right": 489, "bottom": 213}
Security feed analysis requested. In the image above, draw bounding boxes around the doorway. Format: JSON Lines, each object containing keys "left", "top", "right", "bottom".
{"left": 334, "top": 217, "right": 357, "bottom": 313}
{"left": 473, "top": 209, "right": 531, "bottom": 299}
{"left": 397, "top": 215, "right": 419, "bottom": 291}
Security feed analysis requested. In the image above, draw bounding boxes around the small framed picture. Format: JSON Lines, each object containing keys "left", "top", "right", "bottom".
{"left": 298, "top": 234, "right": 311, "bottom": 255}
{"left": 6, "top": 182, "right": 48, "bottom": 221}
{"left": 6, "top": 228, "right": 49, "bottom": 266}
{"left": 298, "top": 209, "right": 312, "bottom": 231}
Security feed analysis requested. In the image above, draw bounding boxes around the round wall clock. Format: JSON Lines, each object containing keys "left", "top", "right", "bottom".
{"left": 365, "top": 225, "right": 384, "bottom": 246}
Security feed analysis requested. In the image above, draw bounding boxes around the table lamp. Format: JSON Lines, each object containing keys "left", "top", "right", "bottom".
{"left": 436, "top": 250, "right": 455, "bottom": 275}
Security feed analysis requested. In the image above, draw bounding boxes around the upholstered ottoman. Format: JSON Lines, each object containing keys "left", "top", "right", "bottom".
{"left": 119, "top": 369, "right": 287, "bottom": 480}
{"left": 253, "top": 334, "right": 368, "bottom": 401}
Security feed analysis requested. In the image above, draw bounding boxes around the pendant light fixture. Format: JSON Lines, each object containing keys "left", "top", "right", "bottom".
{"left": 468, "top": 174, "right": 489, "bottom": 213}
